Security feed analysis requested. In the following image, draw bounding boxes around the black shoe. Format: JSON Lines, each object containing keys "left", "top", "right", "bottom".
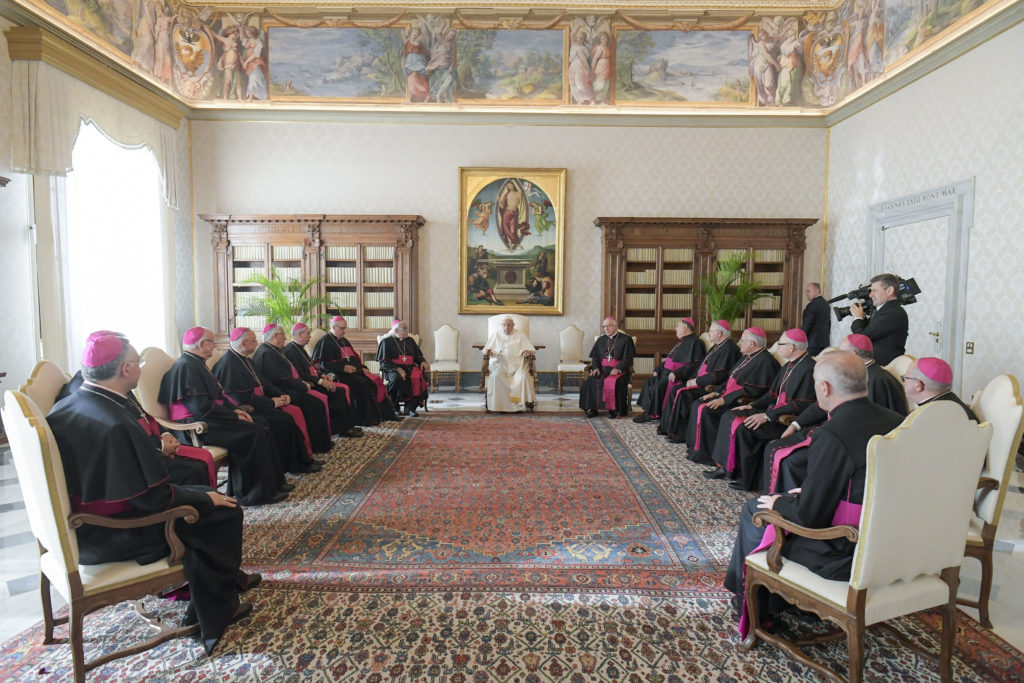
{"left": 181, "top": 603, "right": 198, "bottom": 628}
{"left": 701, "top": 467, "right": 727, "bottom": 480}
{"left": 203, "top": 602, "right": 253, "bottom": 655}
{"left": 633, "top": 414, "right": 652, "bottom": 424}
{"left": 607, "top": 411, "right": 617, "bottom": 419}
{"left": 303, "top": 461, "right": 323, "bottom": 473}
{"left": 405, "top": 408, "right": 418, "bottom": 417}
{"left": 279, "top": 483, "right": 295, "bottom": 492}
{"left": 585, "top": 409, "right": 599, "bottom": 418}
{"left": 655, "top": 426, "right": 667, "bottom": 435}
{"left": 237, "top": 571, "right": 262, "bottom": 592}
{"left": 728, "top": 481, "right": 746, "bottom": 491}
{"left": 385, "top": 414, "right": 404, "bottom": 422}
{"left": 264, "top": 491, "right": 289, "bottom": 505}
{"left": 345, "top": 428, "right": 364, "bottom": 437}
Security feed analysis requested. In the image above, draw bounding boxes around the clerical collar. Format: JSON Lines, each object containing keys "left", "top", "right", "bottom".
{"left": 82, "top": 381, "right": 128, "bottom": 399}
{"left": 920, "top": 390, "right": 953, "bottom": 404}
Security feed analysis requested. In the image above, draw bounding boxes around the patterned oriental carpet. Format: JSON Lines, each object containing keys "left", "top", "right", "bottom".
{"left": 2, "top": 414, "right": 1022, "bottom": 681}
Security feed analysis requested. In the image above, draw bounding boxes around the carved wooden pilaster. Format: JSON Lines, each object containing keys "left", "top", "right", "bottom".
{"left": 206, "top": 218, "right": 232, "bottom": 342}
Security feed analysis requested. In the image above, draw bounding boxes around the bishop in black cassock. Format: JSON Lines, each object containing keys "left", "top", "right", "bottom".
{"left": 659, "top": 321, "right": 741, "bottom": 440}
{"left": 904, "top": 356, "right": 978, "bottom": 421}
{"left": 708, "top": 329, "right": 817, "bottom": 491}
{"left": 252, "top": 323, "right": 333, "bottom": 453}
{"left": 580, "top": 318, "right": 636, "bottom": 418}
{"left": 214, "top": 328, "right": 319, "bottom": 475}
{"left": 312, "top": 316, "right": 400, "bottom": 425}
{"left": 761, "top": 334, "right": 909, "bottom": 493}
{"left": 283, "top": 323, "right": 362, "bottom": 438}
{"left": 376, "top": 320, "right": 430, "bottom": 416}
{"left": 686, "top": 328, "right": 779, "bottom": 465}
{"left": 50, "top": 333, "right": 251, "bottom": 651}
{"left": 158, "top": 327, "right": 286, "bottom": 506}
{"left": 634, "top": 318, "right": 705, "bottom": 423}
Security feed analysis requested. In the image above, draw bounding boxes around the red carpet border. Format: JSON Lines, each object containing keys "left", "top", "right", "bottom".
{"left": 0, "top": 414, "right": 1020, "bottom": 681}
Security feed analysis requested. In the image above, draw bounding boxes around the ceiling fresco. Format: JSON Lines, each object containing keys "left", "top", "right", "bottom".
{"left": 2, "top": 0, "right": 1013, "bottom": 113}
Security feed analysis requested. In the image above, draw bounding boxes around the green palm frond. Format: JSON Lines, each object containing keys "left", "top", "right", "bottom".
{"left": 700, "top": 254, "right": 769, "bottom": 326}
{"left": 235, "top": 267, "right": 333, "bottom": 328}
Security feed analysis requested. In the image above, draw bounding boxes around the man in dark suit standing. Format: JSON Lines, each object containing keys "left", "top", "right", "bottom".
{"left": 850, "top": 273, "right": 909, "bottom": 366}
{"left": 800, "top": 282, "right": 831, "bottom": 356}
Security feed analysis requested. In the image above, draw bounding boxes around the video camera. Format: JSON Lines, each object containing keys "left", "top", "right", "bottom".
{"left": 829, "top": 277, "right": 921, "bottom": 322}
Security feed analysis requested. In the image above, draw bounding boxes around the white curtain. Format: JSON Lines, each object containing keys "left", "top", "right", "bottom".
{"left": 9, "top": 60, "right": 185, "bottom": 208}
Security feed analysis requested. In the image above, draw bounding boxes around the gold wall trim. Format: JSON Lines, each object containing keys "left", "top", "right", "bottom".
{"left": 5, "top": 26, "right": 185, "bottom": 129}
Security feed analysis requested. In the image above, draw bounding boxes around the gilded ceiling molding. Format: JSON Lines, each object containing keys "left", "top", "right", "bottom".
{"left": 454, "top": 9, "right": 566, "bottom": 30}
{"left": 202, "top": 0, "right": 830, "bottom": 8}
{"left": 615, "top": 11, "right": 755, "bottom": 32}
{"left": 5, "top": 26, "right": 185, "bottom": 128}
{"left": 265, "top": 10, "right": 406, "bottom": 28}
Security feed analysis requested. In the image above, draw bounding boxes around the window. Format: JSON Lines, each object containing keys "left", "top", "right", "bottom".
{"left": 62, "top": 121, "right": 167, "bottom": 364}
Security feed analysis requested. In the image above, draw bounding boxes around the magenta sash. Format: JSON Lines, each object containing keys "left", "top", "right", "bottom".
{"left": 167, "top": 397, "right": 225, "bottom": 422}
{"left": 395, "top": 354, "right": 428, "bottom": 397}
{"left": 339, "top": 346, "right": 358, "bottom": 359}
{"left": 309, "top": 390, "right": 332, "bottom": 435}
{"left": 72, "top": 496, "right": 133, "bottom": 516}
{"left": 290, "top": 365, "right": 300, "bottom": 380}
{"left": 281, "top": 403, "right": 313, "bottom": 457}
{"left": 693, "top": 377, "right": 742, "bottom": 450}
{"left": 727, "top": 391, "right": 787, "bottom": 473}
{"left": 738, "top": 488, "right": 862, "bottom": 637}
{"left": 137, "top": 415, "right": 216, "bottom": 487}
{"left": 601, "top": 358, "right": 620, "bottom": 409}
{"left": 725, "top": 416, "right": 745, "bottom": 472}
{"left": 768, "top": 435, "right": 812, "bottom": 493}
{"left": 365, "top": 370, "right": 388, "bottom": 403}
{"left": 660, "top": 358, "right": 689, "bottom": 414}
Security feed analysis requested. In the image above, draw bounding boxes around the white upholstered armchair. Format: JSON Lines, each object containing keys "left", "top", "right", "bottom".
{"left": 741, "top": 401, "right": 992, "bottom": 682}
{"left": 556, "top": 324, "right": 587, "bottom": 393}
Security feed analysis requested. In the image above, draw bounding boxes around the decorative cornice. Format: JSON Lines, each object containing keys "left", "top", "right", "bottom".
{"left": 4, "top": 25, "right": 185, "bottom": 128}
{"left": 200, "top": 0, "right": 831, "bottom": 8}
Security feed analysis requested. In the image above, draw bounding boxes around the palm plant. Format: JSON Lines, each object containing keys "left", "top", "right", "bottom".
{"left": 700, "top": 253, "right": 768, "bottom": 327}
{"left": 235, "top": 268, "right": 334, "bottom": 328}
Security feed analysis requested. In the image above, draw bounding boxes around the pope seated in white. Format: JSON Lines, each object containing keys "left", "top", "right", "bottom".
{"left": 483, "top": 316, "right": 537, "bottom": 412}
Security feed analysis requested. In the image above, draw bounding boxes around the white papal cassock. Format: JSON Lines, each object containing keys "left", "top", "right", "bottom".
{"left": 483, "top": 328, "right": 536, "bottom": 412}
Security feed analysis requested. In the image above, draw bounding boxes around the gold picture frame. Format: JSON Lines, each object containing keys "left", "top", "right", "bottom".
{"left": 459, "top": 167, "right": 566, "bottom": 315}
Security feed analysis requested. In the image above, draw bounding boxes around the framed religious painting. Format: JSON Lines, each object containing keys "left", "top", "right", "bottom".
{"left": 459, "top": 167, "right": 566, "bottom": 315}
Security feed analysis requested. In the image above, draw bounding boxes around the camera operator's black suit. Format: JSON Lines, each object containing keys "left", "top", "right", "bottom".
{"left": 850, "top": 301, "right": 908, "bottom": 366}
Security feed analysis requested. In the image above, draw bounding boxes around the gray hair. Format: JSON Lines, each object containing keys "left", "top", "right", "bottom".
{"left": 743, "top": 333, "right": 767, "bottom": 349}
{"left": 230, "top": 330, "right": 251, "bottom": 351}
{"left": 814, "top": 350, "right": 868, "bottom": 397}
{"left": 262, "top": 324, "right": 284, "bottom": 342}
{"left": 709, "top": 322, "right": 729, "bottom": 336}
{"left": 81, "top": 335, "right": 131, "bottom": 382}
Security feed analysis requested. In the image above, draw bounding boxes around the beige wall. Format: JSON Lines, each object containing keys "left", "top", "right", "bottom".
{"left": 191, "top": 122, "right": 826, "bottom": 369}
{"left": 825, "top": 21, "right": 1024, "bottom": 397}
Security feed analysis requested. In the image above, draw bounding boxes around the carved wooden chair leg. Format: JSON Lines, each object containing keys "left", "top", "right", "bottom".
{"left": 70, "top": 601, "right": 86, "bottom": 683}
{"left": 939, "top": 567, "right": 959, "bottom": 682}
{"left": 39, "top": 565, "right": 55, "bottom": 643}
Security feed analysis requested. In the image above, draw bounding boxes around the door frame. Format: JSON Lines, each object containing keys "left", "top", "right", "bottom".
{"left": 867, "top": 178, "right": 974, "bottom": 396}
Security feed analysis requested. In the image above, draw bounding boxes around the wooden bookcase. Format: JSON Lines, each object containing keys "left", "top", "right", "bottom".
{"left": 595, "top": 217, "right": 815, "bottom": 381}
{"left": 203, "top": 214, "right": 425, "bottom": 358}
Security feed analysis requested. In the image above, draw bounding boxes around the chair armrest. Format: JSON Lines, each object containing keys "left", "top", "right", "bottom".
{"left": 752, "top": 509, "right": 860, "bottom": 572}
{"left": 69, "top": 505, "right": 200, "bottom": 565}
{"left": 778, "top": 415, "right": 797, "bottom": 427}
{"left": 152, "top": 417, "right": 210, "bottom": 447}
{"left": 975, "top": 476, "right": 1000, "bottom": 509}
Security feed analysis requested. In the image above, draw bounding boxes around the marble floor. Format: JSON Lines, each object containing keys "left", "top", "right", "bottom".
{"left": 3, "top": 388, "right": 1024, "bottom": 656}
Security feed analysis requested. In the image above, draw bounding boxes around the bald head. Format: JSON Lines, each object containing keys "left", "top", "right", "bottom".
{"left": 813, "top": 350, "right": 868, "bottom": 412}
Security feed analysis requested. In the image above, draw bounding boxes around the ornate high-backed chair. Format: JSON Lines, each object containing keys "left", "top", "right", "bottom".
{"left": 136, "top": 347, "right": 228, "bottom": 469}
{"left": 306, "top": 328, "right": 327, "bottom": 356}
{"left": 556, "top": 324, "right": 587, "bottom": 394}
{"left": 2, "top": 390, "right": 200, "bottom": 682}
{"left": 20, "top": 360, "right": 72, "bottom": 414}
{"left": 959, "top": 374, "right": 1024, "bottom": 627}
{"left": 206, "top": 346, "right": 226, "bottom": 370}
{"left": 699, "top": 332, "right": 712, "bottom": 351}
{"left": 478, "top": 314, "right": 538, "bottom": 404}
{"left": 882, "top": 354, "right": 915, "bottom": 382}
{"left": 741, "top": 401, "right": 992, "bottom": 682}
{"left": 431, "top": 324, "right": 461, "bottom": 392}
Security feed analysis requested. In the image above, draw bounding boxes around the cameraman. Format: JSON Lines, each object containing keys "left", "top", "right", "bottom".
{"left": 849, "top": 273, "right": 909, "bottom": 366}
